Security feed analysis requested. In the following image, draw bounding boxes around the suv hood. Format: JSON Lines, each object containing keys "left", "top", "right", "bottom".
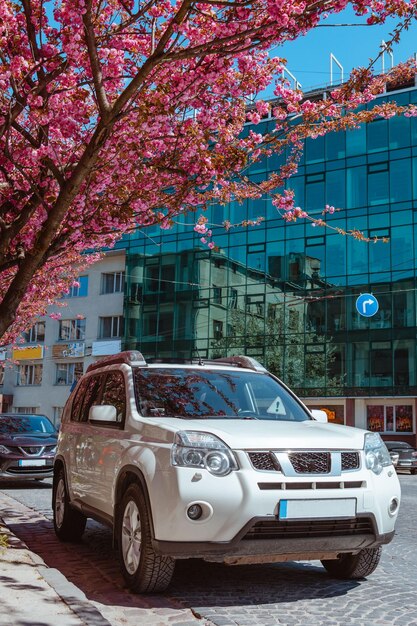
{"left": 153, "top": 418, "right": 367, "bottom": 450}
{"left": 1, "top": 433, "right": 57, "bottom": 446}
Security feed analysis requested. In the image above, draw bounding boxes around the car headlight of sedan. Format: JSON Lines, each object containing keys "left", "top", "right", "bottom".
{"left": 0, "top": 445, "right": 11, "bottom": 454}
{"left": 364, "top": 432, "right": 392, "bottom": 475}
{"left": 171, "top": 431, "right": 238, "bottom": 477}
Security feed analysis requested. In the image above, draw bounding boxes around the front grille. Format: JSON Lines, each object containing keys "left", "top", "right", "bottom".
{"left": 289, "top": 452, "right": 330, "bottom": 474}
{"left": 6, "top": 445, "right": 55, "bottom": 456}
{"left": 20, "top": 446, "right": 44, "bottom": 456}
{"left": 248, "top": 451, "right": 360, "bottom": 474}
{"left": 249, "top": 452, "right": 280, "bottom": 471}
{"left": 243, "top": 517, "right": 374, "bottom": 541}
{"left": 341, "top": 452, "right": 360, "bottom": 471}
{"left": 258, "top": 481, "right": 365, "bottom": 490}
{"left": 7, "top": 466, "right": 53, "bottom": 475}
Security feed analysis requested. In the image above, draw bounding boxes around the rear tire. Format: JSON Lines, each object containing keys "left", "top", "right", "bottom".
{"left": 321, "top": 546, "right": 382, "bottom": 579}
{"left": 53, "top": 468, "right": 87, "bottom": 541}
{"left": 117, "top": 483, "right": 175, "bottom": 593}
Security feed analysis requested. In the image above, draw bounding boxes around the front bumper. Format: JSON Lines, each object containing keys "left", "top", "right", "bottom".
{"left": 153, "top": 512, "right": 395, "bottom": 561}
{"left": 0, "top": 457, "right": 54, "bottom": 480}
{"left": 147, "top": 450, "right": 400, "bottom": 555}
{"left": 397, "top": 460, "right": 417, "bottom": 469}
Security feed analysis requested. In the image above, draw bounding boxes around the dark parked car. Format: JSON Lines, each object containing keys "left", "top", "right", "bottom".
{"left": 0, "top": 413, "right": 57, "bottom": 481}
{"left": 384, "top": 441, "right": 417, "bottom": 474}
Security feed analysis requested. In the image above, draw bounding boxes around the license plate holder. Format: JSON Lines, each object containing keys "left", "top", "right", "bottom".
{"left": 18, "top": 459, "right": 46, "bottom": 467}
{"left": 278, "top": 498, "right": 356, "bottom": 520}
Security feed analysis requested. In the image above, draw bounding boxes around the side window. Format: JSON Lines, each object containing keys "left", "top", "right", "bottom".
{"left": 79, "top": 375, "right": 103, "bottom": 423}
{"left": 101, "top": 371, "right": 126, "bottom": 425}
{"left": 70, "top": 379, "right": 88, "bottom": 422}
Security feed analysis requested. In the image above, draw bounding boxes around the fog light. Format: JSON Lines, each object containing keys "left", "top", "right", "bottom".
{"left": 388, "top": 497, "right": 399, "bottom": 516}
{"left": 187, "top": 504, "right": 203, "bottom": 520}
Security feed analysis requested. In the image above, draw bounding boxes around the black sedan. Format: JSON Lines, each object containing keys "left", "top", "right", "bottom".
{"left": 0, "top": 413, "right": 57, "bottom": 481}
{"left": 384, "top": 440, "right": 417, "bottom": 474}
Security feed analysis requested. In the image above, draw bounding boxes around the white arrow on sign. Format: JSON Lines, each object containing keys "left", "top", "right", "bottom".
{"left": 362, "top": 299, "right": 374, "bottom": 314}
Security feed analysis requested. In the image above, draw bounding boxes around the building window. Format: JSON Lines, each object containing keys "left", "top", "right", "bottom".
{"left": 53, "top": 407, "right": 64, "bottom": 427}
{"left": 17, "top": 364, "right": 43, "bottom": 386}
{"left": 229, "top": 288, "right": 238, "bottom": 309}
{"left": 59, "top": 319, "right": 86, "bottom": 341}
{"left": 367, "top": 405, "right": 413, "bottom": 433}
{"left": 0, "top": 367, "right": 4, "bottom": 385}
{"left": 56, "top": 362, "right": 83, "bottom": 386}
{"left": 22, "top": 321, "right": 45, "bottom": 343}
{"left": 101, "top": 271, "right": 125, "bottom": 294}
{"left": 307, "top": 405, "right": 345, "bottom": 425}
{"left": 213, "top": 320, "right": 223, "bottom": 340}
{"left": 213, "top": 285, "right": 222, "bottom": 305}
{"left": 64, "top": 275, "right": 88, "bottom": 298}
{"left": 13, "top": 407, "right": 38, "bottom": 414}
{"left": 99, "top": 316, "right": 125, "bottom": 338}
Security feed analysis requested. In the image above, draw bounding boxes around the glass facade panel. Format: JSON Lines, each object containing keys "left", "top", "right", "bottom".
{"left": 122, "top": 85, "right": 417, "bottom": 405}
{"left": 389, "top": 115, "right": 410, "bottom": 150}
{"left": 346, "top": 124, "right": 366, "bottom": 156}
{"left": 367, "top": 119, "right": 388, "bottom": 152}
{"left": 326, "top": 132, "right": 345, "bottom": 160}
{"left": 346, "top": 166, "right": 367, "bottom": 208}
{"left": 390, "top": 159, "right": 412, "bottom": 202}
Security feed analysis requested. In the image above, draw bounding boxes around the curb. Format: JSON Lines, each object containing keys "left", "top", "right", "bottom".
{"left": 0, "top": 514, "right": 112, "bottom": 626}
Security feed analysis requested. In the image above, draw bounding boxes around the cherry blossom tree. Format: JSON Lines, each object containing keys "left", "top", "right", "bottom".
{"left": 1, "top": 0, "right": 417, "bottom": 344}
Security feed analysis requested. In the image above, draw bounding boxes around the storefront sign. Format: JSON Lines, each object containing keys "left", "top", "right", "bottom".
{"left": 52, "top": 342, "right": 85, "bottom": 358}
{"left": 12, "top": 345, "right": 44, "bottom": 360}
{"left": 92, "top": 340, "right": 121, "bottom": 356}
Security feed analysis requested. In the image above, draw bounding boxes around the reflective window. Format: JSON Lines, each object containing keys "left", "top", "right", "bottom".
{"left": 65, "top": 275, "right": 88, "bottom": 298}
{"left": 368, "top": 162, "right": 389, "bottom": 206}
{"left": 390, "top": 159, "right": 412, "bottom": 202}
{"left": 326, "top": 132, "right": 345, "bottom": 160}
{"left": 59, "top": 319, "right": 86, "bottom": 341}
{"left": 367, "top": 119, "right": 388, "bottom": 152}
{"left": 56, "top": 362, "right": 83, "bottom": 386}
{"left": 17, "top": 364, "right": 42, "bottom": 386}
{"left": 346, "top": 166, "right": 367, "bottom": 208}
{"left": 134, "top": 369, "right": 311, "bottom": 421}
{"left": 346, "top": 124, "right": 366, "bottom": 156}
{"left": 389, "top": 116, "right": 410, "bottom": 150}
{"left": 367, "top": 405, "right": 413, "bottom": 433}
{"left": 101, "top": 371, "right": 126, "bottom": 424}
{"left": 22, "top": 321, "right": 45, "bottom": 343}
{"left": 101, "top": 271, "right": 125, "bottom": 294}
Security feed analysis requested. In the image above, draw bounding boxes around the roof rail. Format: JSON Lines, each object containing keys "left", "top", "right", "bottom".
{"left": 212, "top": 355, "right": 267, "bottom": 372}
{"left": 86, "top": 350, "right": 147, "bottom": 373}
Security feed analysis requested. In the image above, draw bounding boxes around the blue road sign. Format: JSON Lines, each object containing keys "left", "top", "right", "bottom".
{"left": 356, "top": 293, "right": 379, "bottom": 317}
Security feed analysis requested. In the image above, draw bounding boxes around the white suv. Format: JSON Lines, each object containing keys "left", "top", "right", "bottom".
{"left": 53, "top": 351, "right": 400, "bottom": 593}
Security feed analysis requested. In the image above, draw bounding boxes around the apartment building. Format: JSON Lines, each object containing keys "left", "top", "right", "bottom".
{"left": 0, "top": 249, "right": 125, "bottom": 425}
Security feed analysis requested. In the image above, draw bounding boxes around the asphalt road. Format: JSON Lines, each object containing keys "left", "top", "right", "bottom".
{"left": 1, "top": 472, "right": 417, "bottom": 626}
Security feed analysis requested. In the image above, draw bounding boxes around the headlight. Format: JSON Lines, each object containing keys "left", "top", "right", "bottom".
{"left": 171, "top": 431, "right": 238, "bottom": 477}
{"left": 0, "top": 445, "right": 11, "bottom": 454}
{"left": 364, "top": 432, "right": 391, "bottom": 475}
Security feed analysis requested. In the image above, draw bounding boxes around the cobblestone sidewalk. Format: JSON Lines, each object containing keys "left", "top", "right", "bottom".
{"left": 0, "top": 490, "right": 209, "bottom": 626}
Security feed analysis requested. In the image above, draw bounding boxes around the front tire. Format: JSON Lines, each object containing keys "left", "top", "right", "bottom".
{"left": 321, "top": 546, "right": 382, "bottom": 579}
{"left": 53, "top": 468, "right": 87, "bottom": 541}
{"left": 117, "top": 483, "right": 175, "bottom": 593}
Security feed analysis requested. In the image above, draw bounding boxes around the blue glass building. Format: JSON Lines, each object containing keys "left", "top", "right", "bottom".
{"left": 122, "top": 79, "right": 417, "bottom": 442}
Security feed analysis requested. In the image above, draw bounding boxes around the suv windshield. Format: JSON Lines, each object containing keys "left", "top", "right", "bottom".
{"left": 0, "top": 414, "right": 55, "bottom": 434}
{"left": 133, "top": 368, "right": 311, "bottom": 421}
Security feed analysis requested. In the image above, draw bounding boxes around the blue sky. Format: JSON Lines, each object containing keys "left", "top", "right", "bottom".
{"left": 275, "top": 7, "right": 417, "bottom": 93}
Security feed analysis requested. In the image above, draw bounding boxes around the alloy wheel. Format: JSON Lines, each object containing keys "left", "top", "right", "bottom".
{"left": 121, "top": 500, "right": 142, "bottom": 574}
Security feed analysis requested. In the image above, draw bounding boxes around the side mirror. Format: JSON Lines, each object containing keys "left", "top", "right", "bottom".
{"left": 89, "top": 405, "right": 118, "bottom": 423}
{"left": 311, "top": 409, "right": 328, "bottom": 423}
